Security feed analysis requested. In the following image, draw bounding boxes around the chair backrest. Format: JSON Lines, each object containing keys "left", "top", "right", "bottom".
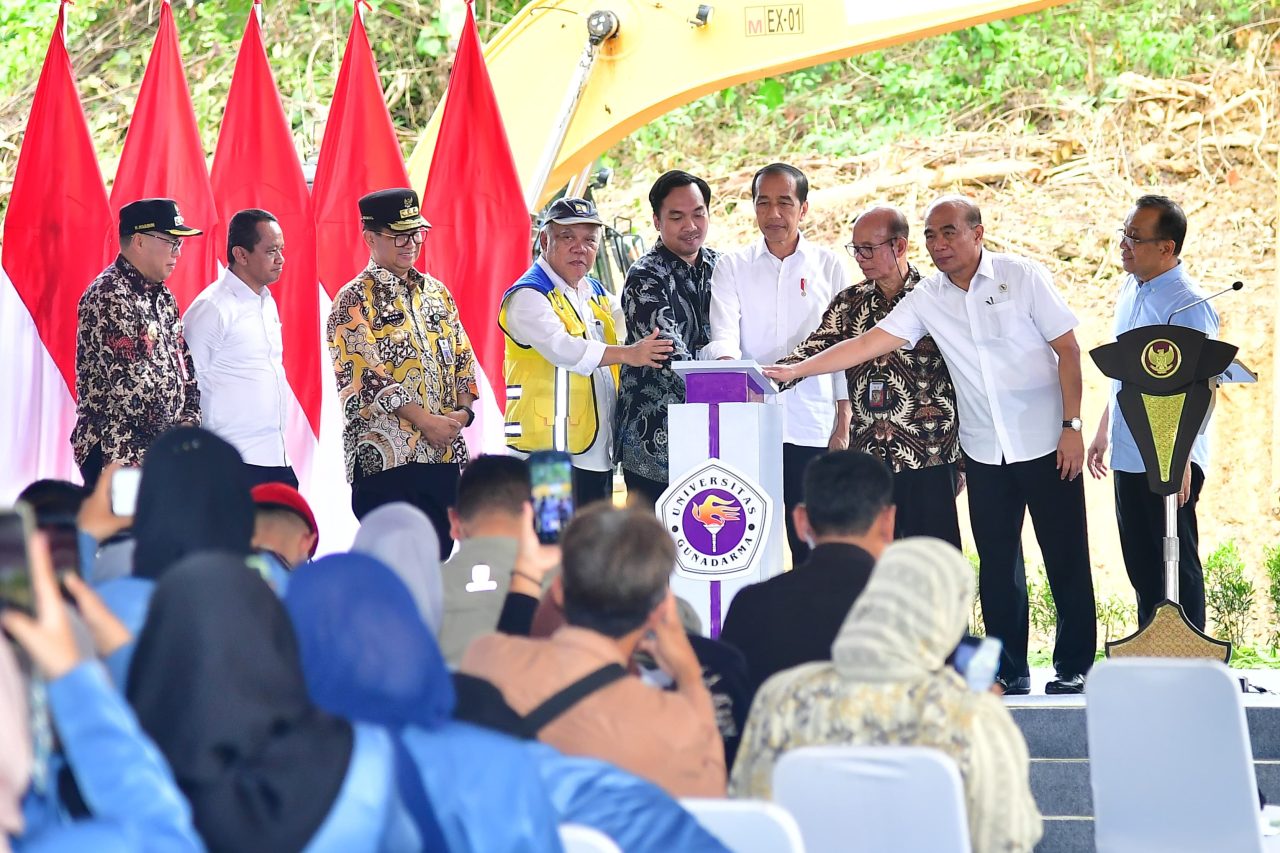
{"left": 1087, "top": 658, "right": 1263, "bottom": 853}
{"left": 558, "top": 823, "right": 623, "bottom": 853}
{"left": 772, "top": 745, "right": 971, "bottom": 853}
{"left": 680, "top": 798, "right": 805, "bottom": 853}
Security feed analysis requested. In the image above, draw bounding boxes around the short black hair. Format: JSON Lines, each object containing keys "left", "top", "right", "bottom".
{"left": 802, "top": 451, "right": 893, "bottom": 537}
{"left": 226, "top": 209, "right": 278, "bottom": 267}
{"left": 561, "top": 505, "right": 673, "bottom": 638}
{"left": 454, "top": 455, "right": 532, "bottom": 519}
{"left": 648, "top": 170, "right": 712, "bottom": 217}
{"left": 751, "top": 162, "right": 808, "bottom": 203}
{"left": 1134, "top": 194, "right": 1188, "bottom": 256}
{"left": 17, "top": 479, "right": 85, "bottom": 526}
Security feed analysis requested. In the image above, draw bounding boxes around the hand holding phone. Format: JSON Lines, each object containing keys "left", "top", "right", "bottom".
{"left": 951, "top": 635, "right": 1003, "bottom": 692}
{"left": 529, "top": 451, "right": 575, "bottom": 545}
{"left": 0, "top": 528, "right": 82, "bottom": 679}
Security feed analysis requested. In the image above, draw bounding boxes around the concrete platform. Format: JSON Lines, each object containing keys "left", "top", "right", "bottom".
{"left": 1011, "top": 669, "right": 1280, "bottom": 852}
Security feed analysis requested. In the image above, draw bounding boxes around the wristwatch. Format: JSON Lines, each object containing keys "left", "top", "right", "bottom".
{"left": 458, "top": 405, "right": 476, "bottom": 427}
{"left": 1062, "top": 417, "right": 1082, "bottom": 431}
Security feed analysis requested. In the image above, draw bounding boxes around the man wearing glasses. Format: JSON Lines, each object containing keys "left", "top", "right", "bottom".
{"left": 774, "top": 205, "right": 962, "bottom": 547}
{"left": 1087, "top": 195, "right": 1217, "bottom": 631}
{"left": 183, "top": 209, "right": 298, "bottom": 489}
{"left": 327, "top": 188, "right": 478, "bottom": 558}
{"left": 72, "top": 198, "right": 203, "bottom": 488}
{"left": 765, "top": 195, "right": 1096, "bottom": 696}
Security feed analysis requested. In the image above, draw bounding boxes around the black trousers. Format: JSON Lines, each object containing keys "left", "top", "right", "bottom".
{"left": 572, "top": 467, "right": 614, "bottom": 509}
{"left": 622, "top": 468, "right": 666, "bottom": 510}
{"left": 783, "top": 443, "right": 826, "bottom": 565}
{"left": 1115, "top": 464, "right": 1206, "bottom": 631}
{"left": 78, "top": 444, "right": 106, "bottom": 491}
{"left": 350, "top": 462, "right": 459, "bottom": 560}
{"left": 242, "top": 464, "right": 299, "bottom": 490}
{"left": 965, "top": 451, "right": 1097, "bottom": 680}
{"left": 893, "top": 462, "right": 962, "bottom": 549}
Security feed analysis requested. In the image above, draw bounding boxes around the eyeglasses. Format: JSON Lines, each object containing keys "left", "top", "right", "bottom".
{"left": 1117, "top": 229, "right": 1166, "bottom": 247}
{"left": 845, "top": 239, "right": 896, "bottom": 259}
{"left": 378, "top": 228, "right": 428, "bottom": 248}
{"left": 146, "top": 233, "right": 183, "bottom": 254}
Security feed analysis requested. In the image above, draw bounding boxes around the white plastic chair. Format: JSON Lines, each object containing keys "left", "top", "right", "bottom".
{"left": 558, "top": 823, "right": 622, "bottom": 853}
{"left": 772, "top": 745, "right": 971, "bottom": 852}
{"left": 681, "top": 797, "right": 805, "bottom": 852}
{"left": 1087, "top": 658, "right": 1280, "bottom": 852}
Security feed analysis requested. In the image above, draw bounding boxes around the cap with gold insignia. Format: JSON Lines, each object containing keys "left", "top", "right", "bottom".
{"left": 542, "top": 196, "right": 604, "bottom": 227}
{"left": 119, "top": 198, "right": 203, "bottom": 237}
{"left": 359, "top": 188, "right": 431, "bottom": 233}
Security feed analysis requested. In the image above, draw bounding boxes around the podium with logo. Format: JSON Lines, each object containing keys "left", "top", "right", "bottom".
{"left": 657, "top": 360, "right": 784, "bottom": 638}
{"left": 1090, "top": 324, "right": 1240, "bottom": 660}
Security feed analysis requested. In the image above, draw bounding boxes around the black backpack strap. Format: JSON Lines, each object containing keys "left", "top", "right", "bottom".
{"left": 523, "top": 663, "right": 628, "bottom": 735}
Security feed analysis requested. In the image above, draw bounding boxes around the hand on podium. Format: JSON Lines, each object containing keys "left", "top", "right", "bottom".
{"left": 761, "top": 363, "right": 798, "bottom": 383}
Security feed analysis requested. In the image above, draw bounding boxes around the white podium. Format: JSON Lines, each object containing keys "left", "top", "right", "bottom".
{"left": 658, "top": 360, "right": 785, "bottom": 638}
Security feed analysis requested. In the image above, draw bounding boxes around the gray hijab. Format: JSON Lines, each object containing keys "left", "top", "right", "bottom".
{"left": 351, "top": 503, "right": 444, "bottom": 634}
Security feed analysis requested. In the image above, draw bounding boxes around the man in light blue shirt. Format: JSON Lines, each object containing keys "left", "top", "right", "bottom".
{"left": 1087, "top": 195, "right": 1219, "bottom": 630}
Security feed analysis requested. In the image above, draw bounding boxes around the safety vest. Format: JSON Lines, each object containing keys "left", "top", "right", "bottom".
{"left": 498, "top": 264, "right": 620, "bottom": 455}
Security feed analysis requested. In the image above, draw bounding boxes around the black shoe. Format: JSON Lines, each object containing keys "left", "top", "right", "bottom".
{"left": 995, "top": 676, "right": 1031, "bottom": 696}
{"left": 1045, "top": 673, "right": 1086, "bottom": 695}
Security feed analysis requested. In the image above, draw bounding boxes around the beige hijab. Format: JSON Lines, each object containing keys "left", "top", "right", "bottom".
{"left": 0, "top": 641, "right": 32, "bottom": 848}
{"left": 833, "top": 536, "right": 974, "bottom": 684}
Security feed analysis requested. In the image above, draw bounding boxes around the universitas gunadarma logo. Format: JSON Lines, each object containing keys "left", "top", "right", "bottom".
{"left": 657, "top": 460, "right": 773, "bottom": 581}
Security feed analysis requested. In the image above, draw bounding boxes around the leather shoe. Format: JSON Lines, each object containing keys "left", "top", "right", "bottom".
{"left": 1045, "top": 673, "right": 1086, "bottom": 695}
{"left": 995, "top": 676, "right": 1030, "bottom": 696}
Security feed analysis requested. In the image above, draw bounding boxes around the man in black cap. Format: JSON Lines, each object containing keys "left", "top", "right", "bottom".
{"left": 326, "top": 187, "right": 478, "bottom": 558}
{"left": 72, "top": 198, "right": 204, "bottom": 487}
{"left": 498, "top": 197, "right": 673, "bottom": 506}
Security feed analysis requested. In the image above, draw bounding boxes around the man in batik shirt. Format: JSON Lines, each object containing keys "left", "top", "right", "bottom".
{"left": 326, "top": 188, "right": 478, "bottom": 558}
{"left": 615, "top": 171, "right": 720, "bottom": 507}
{"left": 72, "top": 198, "right": 203, "bottom": 488}
{"left": 778, "top": 205, "right": 962, "bottom": 546}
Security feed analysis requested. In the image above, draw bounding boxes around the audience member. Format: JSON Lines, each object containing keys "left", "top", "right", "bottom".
{"left": 351, "top": 502, "right": 445, "bottom": 635}
{"left": 720, "top": 450, "right": 894, "bottom": 695}
{"left": 460, "top": 505, "right": 726, "bottom": 797}
{"left": 250, "top": 482, "right": 318, "bottom": 569}
{"left": 126, "top": 553, "right": 420, "bottom": 852}
{"left": 730, "top": 537, "right": 1043, "bottom": 852}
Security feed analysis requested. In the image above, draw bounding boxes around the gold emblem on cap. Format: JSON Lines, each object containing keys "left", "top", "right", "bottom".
{"left": 400, "top": 203, "right": 419, "bottom": 218}
{"left": 574, "top": 201, "right": 588, "bottom": 214}
{"left": 174, "top": 214, "right": 185, "bottom": 225}
{"left": 1141, "top": 339, "right": 1181, "bottom": 379}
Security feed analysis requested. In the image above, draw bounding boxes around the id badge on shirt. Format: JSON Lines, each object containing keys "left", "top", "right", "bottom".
{"left": 436, "top": 337, "right": 455, "bottom": 367}
{"left": 867, "top": 370, "right": 891, "bottom": 412}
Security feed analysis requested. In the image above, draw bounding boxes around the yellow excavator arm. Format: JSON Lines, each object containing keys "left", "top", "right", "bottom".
{"left": 407, "top": 0, "right": 1071, "bottom": 211}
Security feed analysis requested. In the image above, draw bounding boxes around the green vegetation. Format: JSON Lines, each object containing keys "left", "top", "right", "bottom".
{"left": 1205, "top": 539, "right": 1256, "bottom": 648}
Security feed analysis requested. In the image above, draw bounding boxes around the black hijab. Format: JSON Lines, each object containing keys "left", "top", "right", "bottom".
{"left": 126, "top": 553, "right": 354, "bottom": 853}
{"left": 132, "top": 426, "right": 254, "bottom": 580}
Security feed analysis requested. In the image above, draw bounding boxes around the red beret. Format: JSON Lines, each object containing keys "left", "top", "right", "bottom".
{"left": 250, "top": 483, "right": 318, "bottom": 557}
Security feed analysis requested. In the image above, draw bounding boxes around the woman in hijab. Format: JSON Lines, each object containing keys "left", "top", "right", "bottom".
{"left": 285, "top": 553, "right": 728, "bottom": 853}
{"left": 96, "top": 426, "right": 255, "bottom": 686}
{"left": 126, "top": 553, "right": 419, "bottom": 853}
{"left": 730, "top": 537, "right": 1043, "bottom": 853}
{"left": 1, "top": 531, "right": 200, "bottom": 852}
{"left": 351, "top": 503, "right": 445, "bottom": 634}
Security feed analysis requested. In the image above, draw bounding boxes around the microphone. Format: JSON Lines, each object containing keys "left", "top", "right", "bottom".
{"left": 1167, "top": 280, "right": 1242, "bottom": 324}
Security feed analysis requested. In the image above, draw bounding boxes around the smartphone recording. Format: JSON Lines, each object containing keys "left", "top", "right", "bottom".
{"left": 0, "top": 506, "right": 36, "bottom": 614}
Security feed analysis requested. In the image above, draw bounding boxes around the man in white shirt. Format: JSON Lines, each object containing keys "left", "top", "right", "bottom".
{"left": 499, "top": 198, "right": 674, "bottom": 506}
{"left": 704, "top": 163, "right": 850, "bottom": 564}
{"left": 184, "top": 208, "right": 296, "bottom": 488}
{"left": 764, "top": 195, "right": 1096, "bottom": 695}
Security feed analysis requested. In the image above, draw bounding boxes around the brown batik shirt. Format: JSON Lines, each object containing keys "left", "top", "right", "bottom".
{"left": 71, "top": 256, "right": 201, "bottom": 466}
{"left": 778, "top": 265, "right": 960, "bottom": 472}
{"left": 326, "top": 260, "right": 478, "bottom": 483}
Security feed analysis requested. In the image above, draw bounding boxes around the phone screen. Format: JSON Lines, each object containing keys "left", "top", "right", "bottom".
{"left": 0, "top": 507, "right": 35, "bottom": 614}
{"left": 529, "top": 451, "right": 574, "bottom": 545}
{"left": 43, "top": 520, "right": 81, "bottom": 581}
{"left": 951, "top": 634, "right": 1002, "bottom": 691}
{"left": 111, "top": 467, "right": 142, "bottom": 517}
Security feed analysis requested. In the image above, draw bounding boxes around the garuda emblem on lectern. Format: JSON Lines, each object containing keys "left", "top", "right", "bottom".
{"left": 1141, "top": 339, "right": 1181, "bottom": 378}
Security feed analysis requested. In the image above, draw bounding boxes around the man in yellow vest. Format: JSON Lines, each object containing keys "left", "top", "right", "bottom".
{"left": 500, "top": 197, "right": 674, "bottom": 505}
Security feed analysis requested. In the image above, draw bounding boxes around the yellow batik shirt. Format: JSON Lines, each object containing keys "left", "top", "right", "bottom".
{"left": 326, "top": 260, "right": 478, "bottom": 482}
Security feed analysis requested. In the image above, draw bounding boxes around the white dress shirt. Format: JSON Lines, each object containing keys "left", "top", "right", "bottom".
{"left": 182, "top": 269, "right": 291, "bottom": 467}
{"left": 502, "top": 257, "right": 615, "bottom": 472}
{"left": 877, "top": 249, "right": 1077, "bottom": 465}
{"left": 704, "top": 234, "right": 850, "bottom": 447}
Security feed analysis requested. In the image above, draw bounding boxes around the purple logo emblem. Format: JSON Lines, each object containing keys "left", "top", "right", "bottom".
{"left": 657, "top": 461, "right": 773, "bottom": 580}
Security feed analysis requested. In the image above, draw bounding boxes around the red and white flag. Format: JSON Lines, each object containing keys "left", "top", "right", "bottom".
{"left": 109, "top": 0, "right": 218, "bottom": 311}
{"left": 0, "top": 0, "right": 112, "bottom": 499}
{"left": 210, "top": 1, "right": 321, "bottom": 489}
{"left": 421, "top": 0, "right": 530, "bottom": 454}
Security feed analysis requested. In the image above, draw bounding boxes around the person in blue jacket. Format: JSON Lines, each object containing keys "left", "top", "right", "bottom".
{"left": 125, "top": 552, "right": 425, "bottom": 852}
{"left": 1, "top": 530, "right": 202, "bottom": 852}
{"left": 284, "top": 552, "right": 729, "bottom": 853}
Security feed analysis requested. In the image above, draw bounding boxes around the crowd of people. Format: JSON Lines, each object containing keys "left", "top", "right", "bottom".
{"left": 0, "top": 163, "right": 1223, "bottom": 850}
